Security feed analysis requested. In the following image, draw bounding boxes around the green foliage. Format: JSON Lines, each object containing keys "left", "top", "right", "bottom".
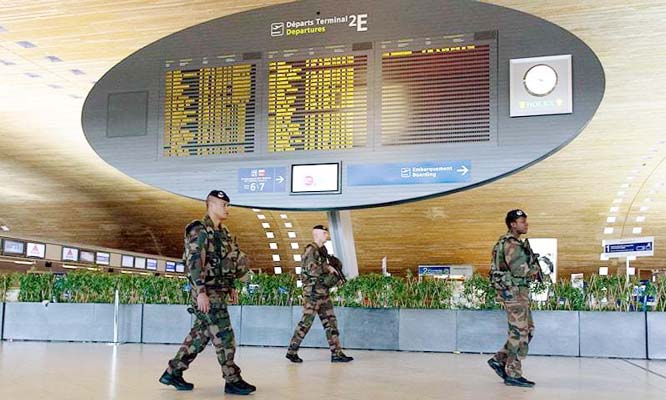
{"left": 18, "top": 272, "right": 54, "bottom": 302}
{"left": 238, "top": 273, "right": 297, "bottom": 306}
{"left": 0, "top": 273, "right": 19, "bottom": 301}
{"left": 5, "top": 269, "right": 666, "bottom": 311}
{"left": 546, "top": 279, "right": 586, "bottom": 311}
{"left": 14, "top": 269, "right": 188, "bottom": 304}
{"left": 462, "top": 274, "right": 499, "bottom": 310}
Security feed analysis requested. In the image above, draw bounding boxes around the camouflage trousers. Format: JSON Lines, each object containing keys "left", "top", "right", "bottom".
{"left": 287, "top": 295, "right": 342, "bottom": 355}
{"left": 167, "top": 292, "right": 241, "bottom": 383}
{"left": 493, "top": 286, "right": 534, "bottom": 378}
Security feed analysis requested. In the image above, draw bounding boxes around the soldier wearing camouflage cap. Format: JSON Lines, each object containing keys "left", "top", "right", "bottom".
{"left": 159, "top": 190, "right": 256, "bottom": 395}
{"left": 285, "top": 225, "right": 353, "bottom": 363}
{"left": 487, "top": 209, "right": 541, "bottom": 388}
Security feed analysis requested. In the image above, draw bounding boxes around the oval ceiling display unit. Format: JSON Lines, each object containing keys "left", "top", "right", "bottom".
{"left": 82, "top": 0, "right": 605, "bottom": 210}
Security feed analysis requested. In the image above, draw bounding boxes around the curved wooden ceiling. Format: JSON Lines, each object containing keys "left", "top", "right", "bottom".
{"left": 0, "top": 0, "right": 665, "bottom": 278}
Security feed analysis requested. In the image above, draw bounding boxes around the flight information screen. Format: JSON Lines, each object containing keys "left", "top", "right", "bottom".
{"left": 381, "top": 37, "right": 491, "bottom": 146}
{"left": 267, "top": 49, "right": 368, "bottom": 152}
{"left": 163, "top": 63, "right": 257, "bottom": 157}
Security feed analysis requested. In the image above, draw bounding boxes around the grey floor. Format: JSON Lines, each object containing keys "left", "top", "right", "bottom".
{"left": 0, "top": 342, "right": 665, "bottom": 399}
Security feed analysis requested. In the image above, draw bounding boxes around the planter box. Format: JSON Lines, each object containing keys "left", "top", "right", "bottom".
{"left": 4, "top": 302, "right": 115, "bottom": 342}
{"left": 399, "top": 309, "right": 457, "bottom": 352}
{"left": 647, "top": 312, "right": 666, "bottom": 360}
{"left": 530, "top": 311, "right": 579, "bottom": 356}
{"left": 337, "top": 307, "right": 399, "bottom": 350}
{"left": 580, "top": 311, "right": 646, "bottom": 358}
{"left": 142, "top": 304, "right": 192, "bottom": 344}
{"left": 117, "top": 304, "right": 143, "bottom": 343}
{"left": 240, "top": 305, "right": 293, "bottom": 346}
{"left": 456, "top": 310, "right": 506, "bottom": 353}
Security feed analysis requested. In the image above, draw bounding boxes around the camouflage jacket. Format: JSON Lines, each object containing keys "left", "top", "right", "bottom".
{"left": 184, "top": 214, "right": 249, "bottom": 295}
{"left": 301, "top": 242, "right": 340, "bottom": 298}
{"left": 489, "top": 232, "right": 540, "bottom": 289}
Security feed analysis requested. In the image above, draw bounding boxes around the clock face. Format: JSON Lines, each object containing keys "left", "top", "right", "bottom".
{"left": 523, "top": 64, "right": 558, "bottom": 97}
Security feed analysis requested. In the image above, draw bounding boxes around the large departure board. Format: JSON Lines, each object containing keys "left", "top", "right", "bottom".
{"left": 268, "top": 53, "right": 368, "bottom": 152}
{"left": 163, "top": 64, "right": 256, "bottom": 157}
{"left": 381, "top": 37, "right": 491, "bottom": 146}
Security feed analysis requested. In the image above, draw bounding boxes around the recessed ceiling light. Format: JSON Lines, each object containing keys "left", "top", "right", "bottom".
{"left": 25, "top": 72, "right": 40, "bottom": 78}
{"left": 70, "top": 69, "right": 85, "bottom": 75}
{"left": 48, "top": 84, "right": 62, "bottom": 89}
{"left": 0, "top": 26, "right": 7, "bottom": 33}
{"left": 0, "top": 225, "right": 10, "bottom": 231}
{"left": 45, "top": 56, "right": 62, "bottom": 62}
{"left": 0, "top": 59, "right": 15, "bottom": 66}
{"left": 69, "top": 94, "right": 82, "bottom": 99}
{"left": 16, "top": 41, "right": 36, "bottom": 48}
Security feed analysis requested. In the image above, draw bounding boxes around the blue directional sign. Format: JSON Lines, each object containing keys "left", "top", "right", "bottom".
{"left": 238, "top": 167, "right": 287, "bottom": 193}
{"left": 602, "top": 236, "right": 654, "bottom": 258}
{"left": 347, "top": 161, "right": 471, "bottom": 186}
{"left": 418, "top": 266, "right": 451, "bottom": 276}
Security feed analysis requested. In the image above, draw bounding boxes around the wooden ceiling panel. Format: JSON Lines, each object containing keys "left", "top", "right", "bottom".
{"left": 0, "top": 0, "right": 665, "bottom": 277}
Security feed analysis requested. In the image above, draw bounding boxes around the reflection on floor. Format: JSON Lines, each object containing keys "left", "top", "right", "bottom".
{"left": 0, "top": 342, "right": 665, "bottom": 399}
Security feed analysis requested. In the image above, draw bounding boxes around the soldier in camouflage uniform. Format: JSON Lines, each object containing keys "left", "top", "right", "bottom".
{"left": 487, "top": 209, "right": 540, "bottom": 388}
{"left": 159, "top": 190, "right": 256, "bottom": 395}
{"left": 285, "top": 225, "right": 353, "bottom": 363}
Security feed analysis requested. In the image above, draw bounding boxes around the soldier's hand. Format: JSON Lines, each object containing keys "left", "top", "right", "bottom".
{"left": 197, "top": 292, "right": 210, "bottom": 313}
{"left": 327, "top": 266, "right": 339, "bottom": 276}
{"left": 229, "top": 289, "right": 238, "bottom": 304}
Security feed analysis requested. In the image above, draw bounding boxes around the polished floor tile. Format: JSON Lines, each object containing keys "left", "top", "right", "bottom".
{"left": 1, "top": 342, "right": 665, "bottom": 399}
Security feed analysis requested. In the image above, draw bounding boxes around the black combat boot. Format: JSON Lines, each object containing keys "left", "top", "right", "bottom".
{"left": 487, "top": 358, "right": 506, "bottom": 379}
{"left": 331, "top": 352, "right": 354, "bottom": 363}
{"left": 286, "top": 353, "right": 303, "bottom": 363}
{"left": 158, "top": 370, "right": 194, "bottom": 391}
{"left": 224, "top": 378, "right": 257, "bottom": 395}
{"left": 504, "top": 376, "right": 535, "bottom": 387}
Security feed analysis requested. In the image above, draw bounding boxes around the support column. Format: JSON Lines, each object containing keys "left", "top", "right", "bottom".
{"left": 327, "top": 210, "right": 359, "bottom": 279}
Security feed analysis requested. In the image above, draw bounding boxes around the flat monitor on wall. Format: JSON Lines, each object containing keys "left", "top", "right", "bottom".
{"left": 26, "top": 242, "right": 45, "bottom": 258}
{"left": 165, "top": 261, "right": 176, "bottom": 272}
{"left": 146, "top": 258, "right": 158, "bottom": 270}
{"left": 80, "top": 250, "right": 95, "bottom": 263}
{"left": 3, "top": 240, "right": 25, "bottom": 256}
{"left": 62, "top": 247, "right": 79, "bottom": 262}
{"left": 121, "top": 255, "right": 135, "bottom": 268}
{"left": 96, "top": 252, "right": 110, "bottom": 266}
{"left": 291, "top": 163, "right": 341, "bottom": 194}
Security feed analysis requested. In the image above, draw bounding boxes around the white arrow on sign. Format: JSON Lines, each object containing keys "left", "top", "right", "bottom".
{"left": 456, "top": 165, "right": 469, "bottom": 176}
{"left": 275, "top": 176, "right": 285, "bottom": 184}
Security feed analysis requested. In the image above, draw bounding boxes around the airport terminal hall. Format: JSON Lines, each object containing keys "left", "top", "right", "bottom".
{"left": 2, "top": 0, "right": 666, "bottom": 398}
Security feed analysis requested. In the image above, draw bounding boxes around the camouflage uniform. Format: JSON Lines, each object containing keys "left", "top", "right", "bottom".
{"left": 287, "top": 242, "right": 344, "bottom": 355}
{"left": 489, "top": 233, "right": 540, "bottom": 379}
{"left": 167, "top": 215, "right": 248, "bottom": 383}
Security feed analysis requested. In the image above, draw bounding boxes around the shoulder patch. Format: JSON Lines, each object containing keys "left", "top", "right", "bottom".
{"left": 185, "top": 220, "right": 204, "bottom": 235}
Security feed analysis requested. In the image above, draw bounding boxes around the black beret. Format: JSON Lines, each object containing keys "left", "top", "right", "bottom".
{"left": 313, "top": 224, "right": 328, "bottom": 231}
{"left": 505, "top": 209, "right": 527, "bottom": 224}
{"left": 207, "top": 190, "right": 230, "bottom": 202}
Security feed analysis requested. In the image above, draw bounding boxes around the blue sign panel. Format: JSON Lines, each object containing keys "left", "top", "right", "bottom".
{"left": 348, "top": 161, "right": 471, "bottom": 186}
{"left": 238, "top": 167, "right": 287, "bottom": 193}
{"left": 604, "top": 241, "right": 653, "bottom": 254}
{"left": 418, "top": 266, "right": 451, "bottom": 276}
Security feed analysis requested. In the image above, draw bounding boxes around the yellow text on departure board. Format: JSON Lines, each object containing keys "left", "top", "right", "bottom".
{"left": 164, "top": 64, "right": 256, "bottom": 157}
{"left": 268, "top": 55, "right": 367, "bottom": 152}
